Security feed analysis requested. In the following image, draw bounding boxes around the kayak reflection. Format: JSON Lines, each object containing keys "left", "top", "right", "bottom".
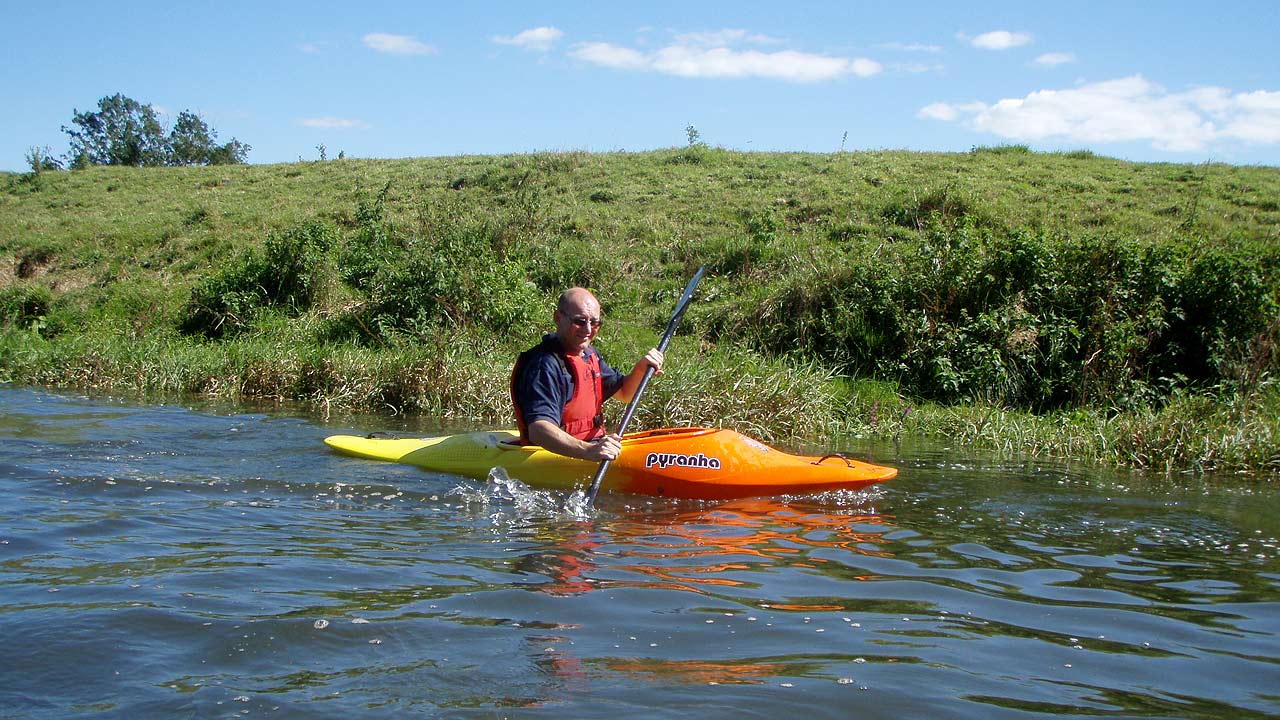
{"left": 518, "top": 497, "right": 894, "bottom": 598}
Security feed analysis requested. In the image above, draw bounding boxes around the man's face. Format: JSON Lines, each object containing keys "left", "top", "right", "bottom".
{"left": 555, "top": 294, "right": 602, "bottom": 354}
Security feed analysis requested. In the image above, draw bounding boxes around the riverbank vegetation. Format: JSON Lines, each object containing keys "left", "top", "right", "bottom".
{"left": 2, "top": 147, "right": 1278, "bottom": 475}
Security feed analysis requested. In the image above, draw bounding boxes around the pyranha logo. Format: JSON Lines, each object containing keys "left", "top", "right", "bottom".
{"left": 644, "top": 452, "right": 722, "bottom": 470}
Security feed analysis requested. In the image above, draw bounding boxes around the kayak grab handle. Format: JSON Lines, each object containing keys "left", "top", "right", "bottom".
{"left": 812, "top": 453, "right": 854, "bottom": 467}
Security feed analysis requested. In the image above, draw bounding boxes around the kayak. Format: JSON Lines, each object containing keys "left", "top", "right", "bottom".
{"left": 323, "top": 427, "right": 896, "bottom": 500}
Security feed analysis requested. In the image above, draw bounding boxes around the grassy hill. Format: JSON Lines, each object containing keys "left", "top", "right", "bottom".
{"left": 2, "top": 146, "right": 1278, "bottom": 475}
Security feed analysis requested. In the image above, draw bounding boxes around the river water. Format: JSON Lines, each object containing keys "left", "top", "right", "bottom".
{"left": 1, "top": 385, "right": 1277, "bottom": 719}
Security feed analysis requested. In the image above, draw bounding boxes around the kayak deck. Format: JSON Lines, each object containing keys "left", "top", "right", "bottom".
{"left": 324, "top": 427, "right": 896, "bottom": 500}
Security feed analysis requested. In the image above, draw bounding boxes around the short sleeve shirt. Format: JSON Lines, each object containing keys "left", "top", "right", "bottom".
{"left": 513, "top": 334, "right": 625, "bottom": 428}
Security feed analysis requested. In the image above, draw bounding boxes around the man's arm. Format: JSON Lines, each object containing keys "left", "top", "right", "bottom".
{"left": 611, "top": 348, "right": 664, "bottom": 404}
{"left": 527, "top": 420, "right": 621, "bottom": 461}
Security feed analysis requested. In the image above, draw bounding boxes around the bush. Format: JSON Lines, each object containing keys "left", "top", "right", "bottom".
{"left": 881, "top": 186, "right": 993, "bottom": 231}
{"left": 0, "top": 284, "right": 53, "bottom": 331}
{"left": 361, "top": 214, "right": 538, "bottom": 336}
{"left": 330, "top": 191, "right": 540, "bottom": 340}
{"left": 180, "top": 220, "right": 338, "bottom": 338}
{"left": 1161, "top": 250, "right": 1280, "bottom": 392}
{"left": 521, "top": 236, "right": 618, "bottom": 292}
{"left": 971, "top": 144, "right": 1032, "bottom": 155}
{"left": 715, "top": 225, "right": 1280, "bottom": 412}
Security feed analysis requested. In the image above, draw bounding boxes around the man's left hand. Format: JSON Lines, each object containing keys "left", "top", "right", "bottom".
{"left": 643, "top": 348, "right": 665, "bottom": 376}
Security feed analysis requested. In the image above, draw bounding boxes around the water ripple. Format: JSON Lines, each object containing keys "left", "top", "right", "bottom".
{"left": 1, "top": 387, "right": 1277, "bottom": 718}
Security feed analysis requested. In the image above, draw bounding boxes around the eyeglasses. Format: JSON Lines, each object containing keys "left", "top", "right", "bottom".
{"left": 569, "top": 315, "right": 603, "bottom": 329}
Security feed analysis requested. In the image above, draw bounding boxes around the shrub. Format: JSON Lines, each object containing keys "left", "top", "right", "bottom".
{"left": 180, "top": 220, "right": 338, "bottom": 338}
{"left": 0, "top": 284, "right": 53, "bottom": 330}
{"left": 971, "top": 144, "right": 1032, "bottom": 155}
{"left": 714, "top": 224, "right": 1279, "bottom": 412}
{"left": 881, "top": 186, "right": 992, "bottom": 231}
{"left": 1161, "top": 249, "right": 1280, "bottom": 392}
{"left": 362, "top": 215, "right": 538, "bottom": 336}
{"left": 522, "top": 236, "right": 617, "bottom": 292}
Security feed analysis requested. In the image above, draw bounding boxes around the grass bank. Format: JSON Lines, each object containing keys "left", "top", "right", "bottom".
{"left": 2, "top": 147, "right": 1278, "bottom": 476}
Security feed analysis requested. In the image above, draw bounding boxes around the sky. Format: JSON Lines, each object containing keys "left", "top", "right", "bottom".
{"left": 4, "top": 1, "right": 1279, "bottom": 172}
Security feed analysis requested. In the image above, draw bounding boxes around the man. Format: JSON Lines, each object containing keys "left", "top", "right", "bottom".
{"left": 511, "top": 287, "right": 664, "bottom": 462}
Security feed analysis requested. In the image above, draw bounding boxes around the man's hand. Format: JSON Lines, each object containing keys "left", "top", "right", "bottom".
{"left": 642, "top": 348, "right": 665, "bottom": 376}
{"left": 582, "top": 433, "right": 622, "bottom": 462}
{"left": 528, "top": 420, "right": 622, "bottom": 462}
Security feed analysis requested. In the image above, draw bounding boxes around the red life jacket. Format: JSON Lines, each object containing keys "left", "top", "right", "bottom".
{"left": 511, "top": 340, "right": 605, "bottom": 444}
{"left": 560, "top": 352, "right": 605, "bottom": 439}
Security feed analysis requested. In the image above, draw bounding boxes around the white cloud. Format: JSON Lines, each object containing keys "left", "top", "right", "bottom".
{"left": 572, "top": 42, "right": 649, "bottom": 70}
{"left": 894, "top": 61, "right": 945, "bottom": 75}
{"left": 492, "top": 26, "right": 563, "bottom": 51}
{"left": 673, "top": 29, "right": 782, "bottom": 47}
{"left": 879, "top": 42, "right": 943, "bottom": 53}
{"left": 1218, "top": 90, "right": 1280, "bottom": 143}
{"left": 362, "top": 33, "right": 435, "bottom": 55}
{"left": 300, "top": 117, "right": 369, "bottom": 129}
{"left": 570, "top": 35, "right": 881, "bottom": 83}
{"left": 918, "top": 103, "right": 958, "bottom": 121}
{"left": 920, "top": 75, "right": 1280, "bottom": 152}
{"left": 1035, "top": 52, "right": 1076, "bottom": 66}
{"left": 971, "top": 30, "right": 1032, "bottom": 50}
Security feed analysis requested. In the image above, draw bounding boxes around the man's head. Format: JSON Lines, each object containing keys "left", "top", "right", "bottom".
{"left": 554, "top": 287, "right": 602, "bottom": 354}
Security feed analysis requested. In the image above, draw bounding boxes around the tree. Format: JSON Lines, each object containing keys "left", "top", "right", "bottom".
{"left": 167, "top": 111, "right": 252, "bottom": 166}
{"left": 25, "top": 146, "right": 63, "bottom": 173}
{"left": 63, "top": 93, "right": 167, "bottom": 166}
{"left": 62, "top": 94, "right": 251, "bottom": 168}
{"left": 208, "top": 138, "right": 251, "bottom": 165}
{"left": 167, "top": 111, "right": 216, "bottom": 165}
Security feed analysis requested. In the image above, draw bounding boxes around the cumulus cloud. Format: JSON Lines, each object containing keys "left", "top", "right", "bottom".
{"left": 970, "top": 30, "right": 1032, "bottom": 50}
{"left": 573, "top": 42, "right": 649, "bottom": 71}
{"left": 570, "top": 33, "right": 881, "bottom": 83}
{"left": 920, "top": 75, "right": 1280, "bottom": 151}
{"left": 1035, "top": 52, "right": 1077, "bottom": 66}
{"left": 363, "top": 33, "right": 435, "bottom": 55}
{"left": 1220, "top": 89, "right": 1280, "bottom": 143}
{"left": 300, "top": 117, "right": 369, "bottom": 129}
{"left": 918, "top": 103, "right": 959, "bottom": 121}
{"left": 492, "top": 26, "right": 563, "bottom": 51}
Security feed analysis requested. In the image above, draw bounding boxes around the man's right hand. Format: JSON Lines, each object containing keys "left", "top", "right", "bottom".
{"left": 528, "top": 420, "right": 622, "bottom": 462}
{"left": 582, "top": 433, "right": 622, "bottom": 462}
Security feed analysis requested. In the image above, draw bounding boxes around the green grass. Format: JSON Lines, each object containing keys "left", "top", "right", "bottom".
{"left": 2, "top": 149, "right": 1278, "bottom": 476}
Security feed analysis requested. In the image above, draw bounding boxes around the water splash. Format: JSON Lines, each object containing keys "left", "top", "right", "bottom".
{"left": 448, "top": 467, "right": 596, "bottom": 524}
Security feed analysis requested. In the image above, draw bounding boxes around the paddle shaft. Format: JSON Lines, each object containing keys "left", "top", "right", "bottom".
{"left": 584, "top": 266, "right": 706, "bottom": 503}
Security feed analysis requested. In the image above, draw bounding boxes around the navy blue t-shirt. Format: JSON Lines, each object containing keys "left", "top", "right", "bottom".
{"left": 513, "top": 334, "right": 625, "bottom": 430}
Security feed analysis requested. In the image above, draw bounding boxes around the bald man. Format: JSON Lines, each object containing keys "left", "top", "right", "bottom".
{"left": 510, "top": 287, "right": 664, "bottom": 461}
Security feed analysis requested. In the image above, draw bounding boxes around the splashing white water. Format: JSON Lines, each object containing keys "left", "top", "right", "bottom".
{"left": 448, "top": 467, "right": 595, "bottom": 523}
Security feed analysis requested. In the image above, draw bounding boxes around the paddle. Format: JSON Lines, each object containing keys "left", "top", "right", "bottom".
{"left": 584, "top": 265, "right": 706, "bottom": 504}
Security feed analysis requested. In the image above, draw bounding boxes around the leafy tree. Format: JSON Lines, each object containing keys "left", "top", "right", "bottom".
{"left": 207, "top": 137, "right": 251, "bottom": 165}
{"left": 63, "top": 93, "right": 167, "bottom": 166}
{"left": 62, "top": 94, "right": 251, "bottom": 168}
{"left": 167, "top": 111, "right": 216, "bottom": 165}
{"left": 167, "top": 111, "right": 252, "bottom": 166}
{"left": 24, "top": 146, "right": 62, "bottom": 172}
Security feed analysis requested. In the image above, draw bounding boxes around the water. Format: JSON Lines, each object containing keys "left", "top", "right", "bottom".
{"left": 1, "top": 385, "right": 1277, "bottom": 719}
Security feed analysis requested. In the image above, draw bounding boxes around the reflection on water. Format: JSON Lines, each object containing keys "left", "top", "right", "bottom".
{"left": 0, "top": 386, "right": 1277, "bottom": 719}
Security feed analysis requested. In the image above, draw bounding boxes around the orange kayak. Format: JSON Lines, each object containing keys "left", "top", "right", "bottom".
{"left": 324, "top": 427, "right": 896, "bottom": 499}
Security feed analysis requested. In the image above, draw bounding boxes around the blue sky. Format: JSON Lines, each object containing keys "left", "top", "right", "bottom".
{"left": 4, "top": 1, "right": 1279, "bottom": 172}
